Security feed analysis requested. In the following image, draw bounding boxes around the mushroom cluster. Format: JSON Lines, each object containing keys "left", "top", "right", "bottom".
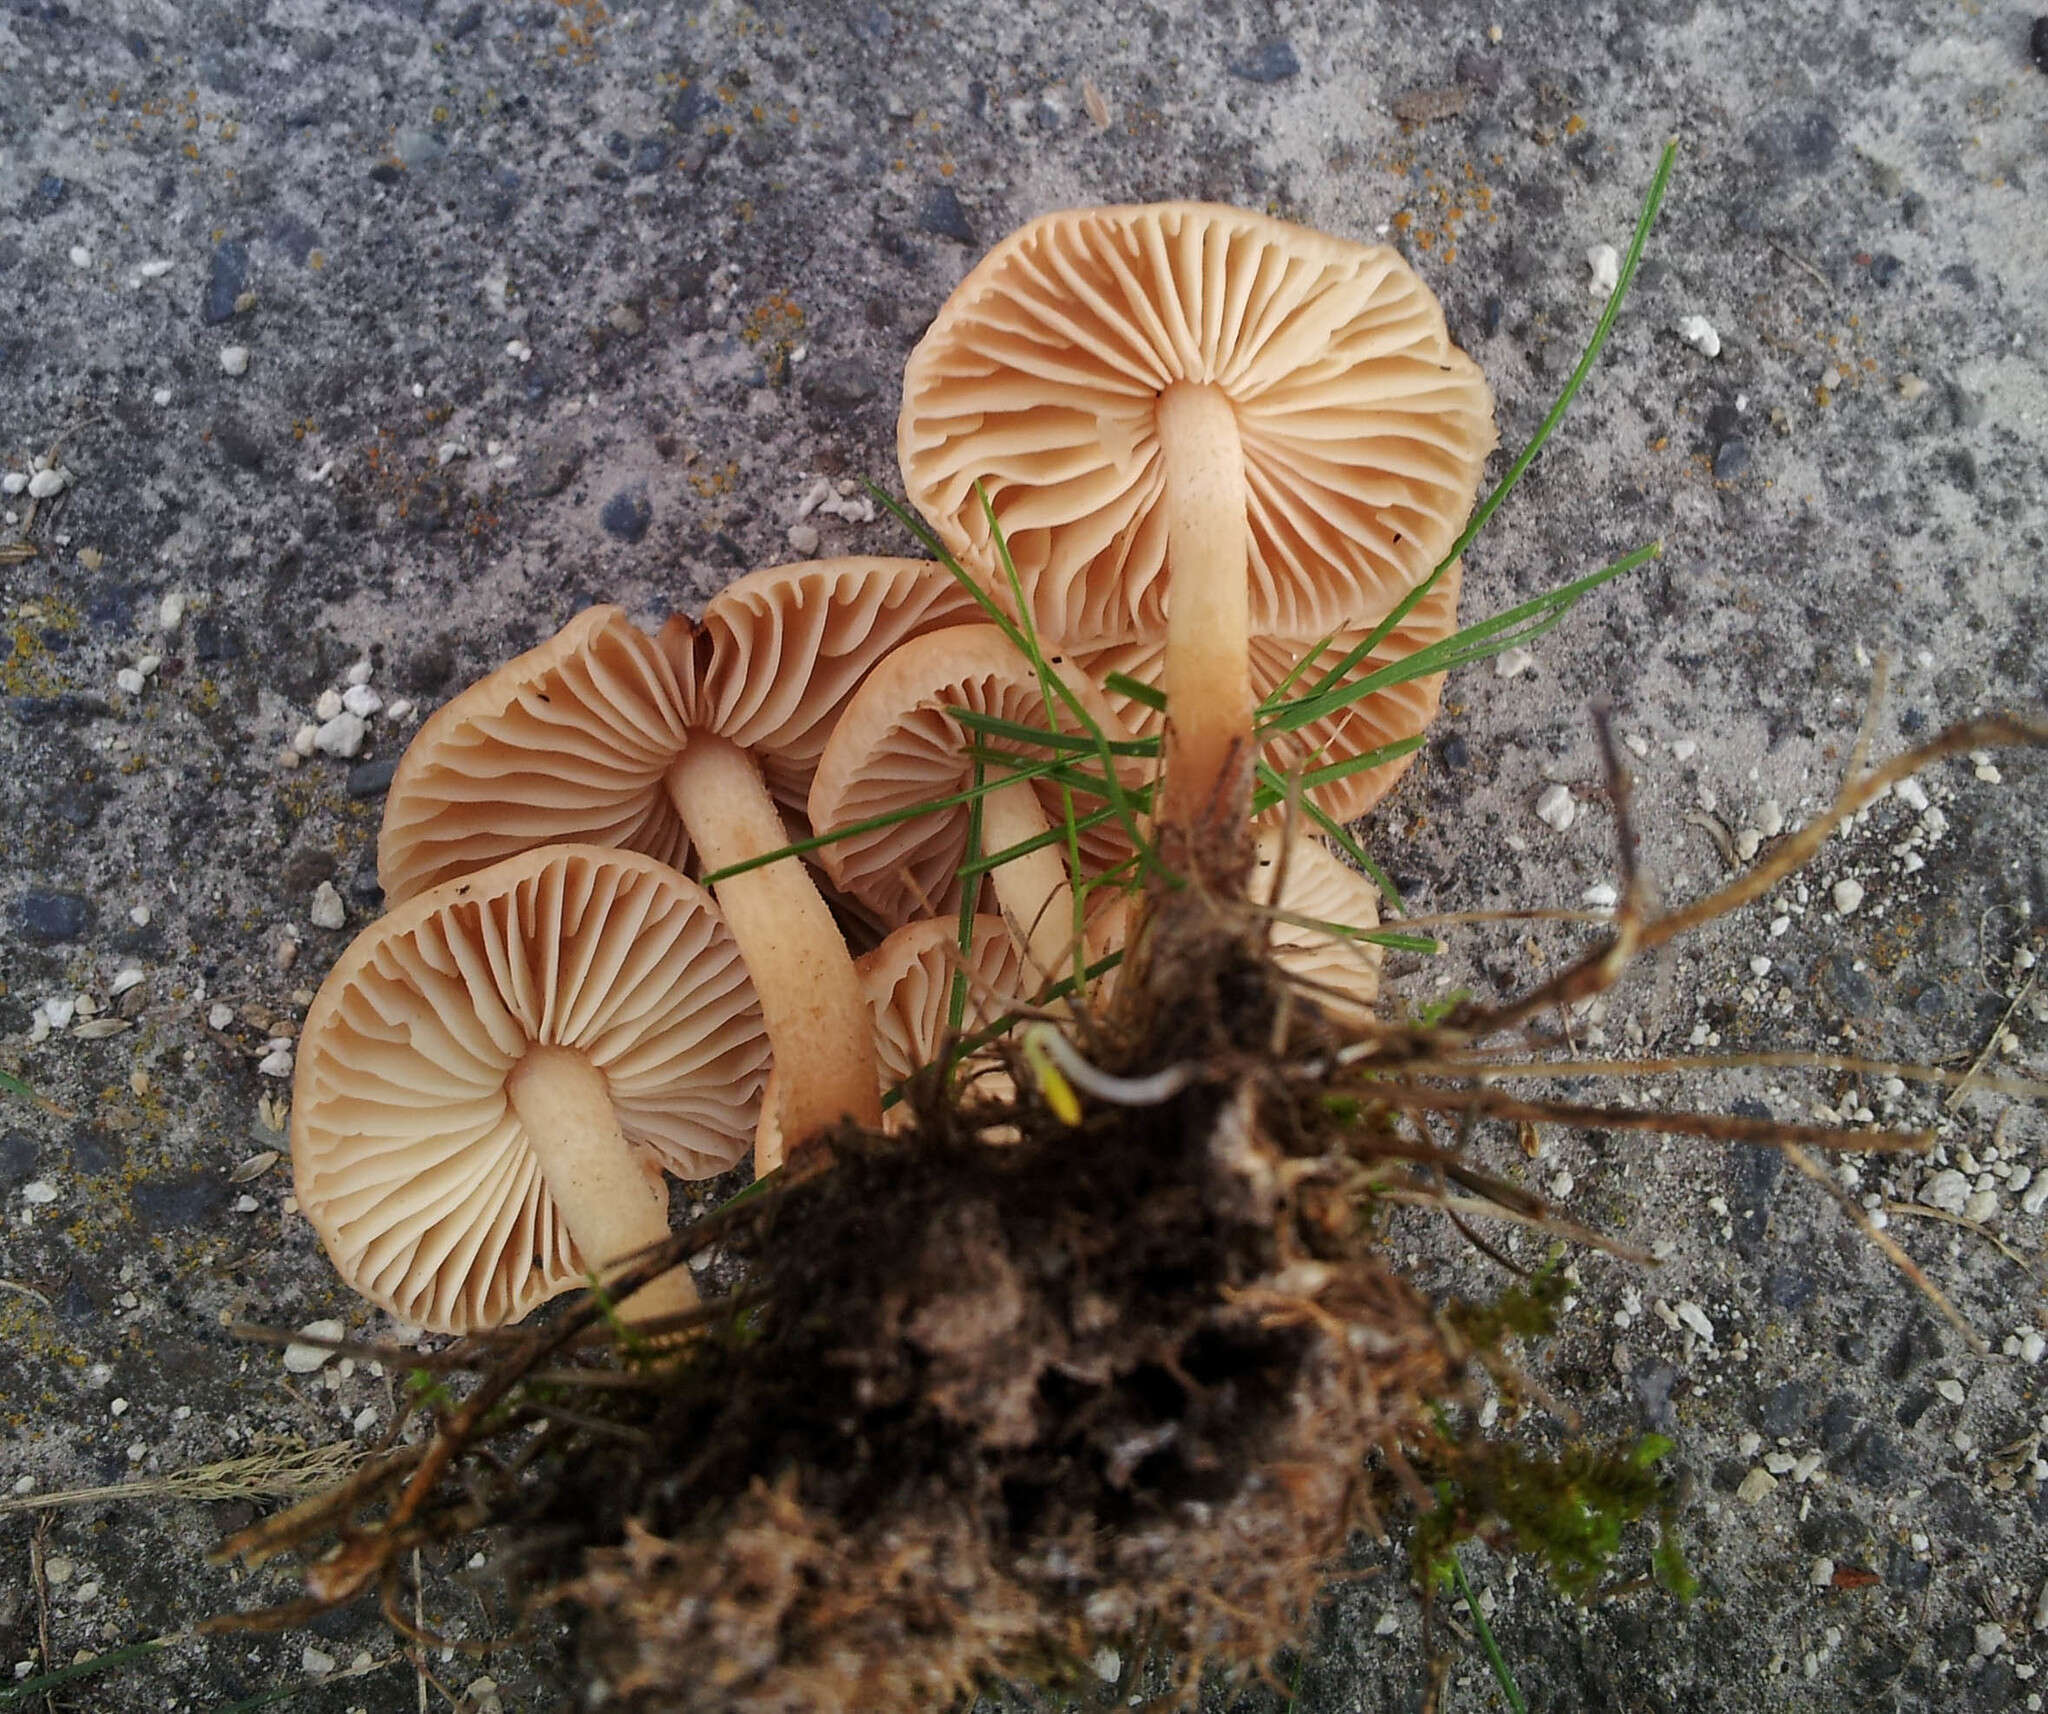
{"left": 291, "top": 202, "right": 1492, "bottom": 1333}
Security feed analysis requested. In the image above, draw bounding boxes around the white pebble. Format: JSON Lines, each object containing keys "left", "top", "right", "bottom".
{"left": 787, "top": 522, "right": 821, "bottom": 555}
{"left": 207, "top": 1002, "right": 236, "bottom": 1030}
{"left": 290, "top": 723, "right": 319, "bottom": 758}
{"left": 2022, "top": 1333, "right": 2046, "bottom": 1365}
{"left": 1749, "top": 956, "right": 1773, "bottom": 978}
{"left": 1935, "top": 1377, "right": 1967, "bottom": 1405}
{"left": 345, "top": 659, "right": 374, "bottom": 686}
{"left": 1373, "top": 1612, "right": 1400, "bottom": 1637}
{"left": 1671, "top": 737, "right": 1698, "bottom": 761}
{"left": 21, "top": 1182, "right": 58, "bottom": 1205}
{"left": 1769, "top": 915, "right": 1790, "bottom": 937}
{"left": 0, "top": 473, "right": 26, "bottom": 495}
{"left": 1831, "top": 878, "right": 1865, "bottom": 916}
{"left": 1963, "top": 1188, "right": 1999, "bottom": 1223}
{"left": 42, "top": 997, "right": 76, "bottom": 1030}
{"left": 68, "top": 244, "right": 93, "bottom": 269}
{"left": 313, "top": 688, "right": 344, "bottom": 720}
{"left": 1895, "top": 777, "right": 1929, "bottom": 813}
{"left": 301, "top": 1645, "right": 338, "bottom": 1677}
{"left": 1809, "top": 1557, "right": 1835, "bottom": 1587}
{"left": 138, "top": 259, "right": 174, "bottom": 279}
{"left": 1586, "top": 242, "right": 1620, "bottom": 298}
{"left": 1535, "top": 783, "right": 1576, "bottom": 831}
{"left": 109, "top": 967, "right": 144, "bottom": 996}
{"left": 1676, "top": 314, "right": 1722, "bottom": 358}
{"left": 313, "top": 712, "right": 368, "bottom": 758}
{"left": 385, "top": 697, "right": 414, "bottom": 722}
{"left": 129, "top": 905, "right": 151, "bottom": 927}
{"left": 257, "top": 1048, "right": 295, "bottom": 1078}
{"left": 283, "top": 1321, "right": 345, "bottom": 1375}
{"left": 1978, "top": 1624, "right": 2008, "bottom": 1658}
{"left": 115, "top": 667, "right": 146, "bottom": 696}
{"left": 1583, "top": 881, "right": 1618, "bottom": 908}
{"left": 1623, "top": 733, "right": 1649, "bottom": 758}
{"left": 1734, "top": 828, "right": 1762, "bottom": 861}
{"left": 219, "top": 346, "right": 250, "bottom": 376}
{"left": 27, "top": 468, "right": 69, "bottom": 500}
{"left": 1495, "top": 645, "right": 1534, "bottom": 678}
{"left": 340, "top": 683, "right": 382, "bottom": 719}
{"left": 1920, "top": 1169, "right": 1971, "bottom": 1215}
{"left": 1736, "top": 1467, "right": 1777, "bottom": 1504}
{"left": 1757, "top": 798, "right": 1785, "bottom": 837}
{"left": 1676, "top": 1300, "right": 1715, "bottom": 1342}
{"left": 152, "top": 387, "right": 173, "bottom": 407}
{"left": 158, "top": 592, "right": 187, "bottom": 632}
{"left": 309, "top": 882, "right": 346, "bottom": 931}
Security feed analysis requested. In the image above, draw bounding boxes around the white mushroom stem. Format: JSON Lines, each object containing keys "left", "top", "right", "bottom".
{"left": 978, "top": 773, "right": 1082, "bottom": 988}
{"left": 665, "top": 735, "right": 882, "bottom": 1151}
{"left": 1154, "top": 380, "right": 1253, "bottom": 834}
{"left": 505, "top": 1045, "right": 699, "bottom": 1325}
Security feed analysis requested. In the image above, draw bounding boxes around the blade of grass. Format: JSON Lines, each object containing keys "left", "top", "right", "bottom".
{"left": 1102, "top": 670, "right": 1167, "bottom": 712}
{"left": 1263, "top": 544, "right": 1659, "bottom": 738}
{"left": 1251, "top": 761, "right": 1406, "bottom": 912}
{"left": 948, "top": 707, "right": 1158, "bottom": 758}
{"left": 947, "top": 755, "right": 987, "bottom": 1037}
{"left": 1291, "top": 139, "right": 1678, "bottom": 710}
{"left": 1448, "top": 1551, "right": 1529, "bottom": 1714}
{"left": 0, "top": 1637, "right": 174, "bottom": 1707}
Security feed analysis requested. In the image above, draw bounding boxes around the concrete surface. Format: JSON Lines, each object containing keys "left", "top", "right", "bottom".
{"left": 1, "top": 1, "right": 2044, "bottom": 1710}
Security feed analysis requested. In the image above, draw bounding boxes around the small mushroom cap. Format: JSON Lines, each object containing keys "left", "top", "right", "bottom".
{"left": 807, "top": 625, "right": 1137, "bottom": 929}
{"left": 379, "top": 607, "right": 692, "bottom": 904}
{"left": 293, "top": 844, "right": 768, "bottom": 1331}
{"left": 899, "top": 202, "right": 1496, "bottom": 648}
{"left": 1250, "top": 829, "right": 1383, "bottom": 1024}
{"left": 682, "top": 557, "right": 988, "bottom": 814}
{"left": 754, "top": 915, "right": 1028, "bottom": 1171}
{"left": 1074, "top": 562, "right": 1462, "bottom": 825}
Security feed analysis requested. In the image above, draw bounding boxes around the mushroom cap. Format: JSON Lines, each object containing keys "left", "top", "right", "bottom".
{"left": 1250, "top": 829, "right": 1383, "bottom": 1024}
{"left": 379, "top": 607, "right": 692, "bottom": 905}
{"left": 1073, "top": 561, "right": 1462, "bottom": 825}
{"left": 679, "top": 557, "right": 988, "bottom": 815}
{"left": 898, "top": 202, "right": 1496, "bottom": 649}
{"left": 806, "top": 625, "right": 1138, "bottom": 929}
{"left": 293, "top": 844, "right": 768, "bottom": 1332}
{"left": 754, "top": 914, "right": 1028, "bottom": 1170}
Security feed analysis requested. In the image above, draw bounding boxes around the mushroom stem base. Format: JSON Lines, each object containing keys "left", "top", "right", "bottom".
{"left": 1155, "top": 380, "right": 1253, "bottom": 843}
{"left": 667, "top": 737, "right": 883, "bottom": 1155}
{"left": 506, "top": 1045, "right": 698, "bottom": 1325}
{"left": 979, "top": 776, "right": 1079, "bottom": 990}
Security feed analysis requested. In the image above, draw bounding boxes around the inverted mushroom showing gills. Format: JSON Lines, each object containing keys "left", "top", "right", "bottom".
{"left": 807, "top": 625, "right": 1136, "bottom": 987}
{"left": 292, "top": 845, "right": 769, "bottom": 1332}
{"left": 377, "top": 591, "right": 960, "bottom": 1153}
{"left": 900, "top": 203, "right": 1495, "bottom": 849}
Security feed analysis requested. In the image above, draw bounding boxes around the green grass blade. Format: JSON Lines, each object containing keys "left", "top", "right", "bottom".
{"left": 1102, "top": 671, "right": 1167, "bottom": 712}
{"left": 1292, "top": 139, "right": 1678, "bottom": 709}
{"left": 0, "top": 1638, "right": 172, "bottom": 1707}
{"left": 0, "top": 1068, "right": 39, "bottom": 1106}
{"left": 698, "top": 750, "right": 1082, "bottom": 884}
{"left": 1449, "top": 1551, "right": 1529, "bottom": 1714}
{"left": 949, "top": 755, "right": 986, "bottom": 1037}
{"left": 947, "top": 708, "right": 1157, "bottom": 758}
{"left": 1250, "top": 760, "right": 1405, "bottom": 912}
{"left": 1263, "top": 543, "right": 1659, "bottom": 738}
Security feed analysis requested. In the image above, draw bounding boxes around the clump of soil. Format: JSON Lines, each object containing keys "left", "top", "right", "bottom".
{"left": 508, "top": 897, "right": 1461, "bottom": 1710}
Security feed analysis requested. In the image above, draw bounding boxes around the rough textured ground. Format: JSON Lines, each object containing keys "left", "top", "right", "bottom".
{"left": 1, "top": 1, "right": 2044, "bottom": 1710}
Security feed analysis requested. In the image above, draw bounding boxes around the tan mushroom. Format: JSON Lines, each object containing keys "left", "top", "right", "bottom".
{"left": 292, "top": 845, "right": 769, "bottom": 1332}
{"left": 755, "top": 915, "right": 1029, "bottom": 1173}
{"left": 899, "top": 203, "right": 1494, "bottom": 839}
{"left": 380, "top": 573, "right": 973, "bottom": 1153}
{"left": 1249, "top": 828, "right": 1385, "bottom": 1025}
{"left": 806, "top": 625, "right": 1137, "bottom": 986}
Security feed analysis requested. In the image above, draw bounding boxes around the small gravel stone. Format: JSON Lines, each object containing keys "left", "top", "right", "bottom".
{"left": 1831, "top": 878, "right": 1865, "bottom": 916}
{"left": 787, "top": 522, "right": 821, "bottom": 555}
{"left": 1962, "top": 1188, "right": 1999, "bottom": 1223}
{"left": 1535, "top": 782, "right": 1576, "bottom": 831}
{"left": 203, "top": 241, "right": 249, "bottom": 325}
{"left": 1934, "top": 1377, "right": 1966, "bottom": 1405}
{"left": 313, "top": 712, "right": 368, "bottom": 758}
{"left": 219, "top": 345, "right": 251, "bottom": 376}
{"left": 599, "top": 488, "right": 651, "bottom": 543}
{"left": 1586, "top": 243, "right": 1620, "bottom": 298}
{"left": 21, "top": 1182, "right": 58, "bottom": 1205}
{"left": 1229, "top": 38, "right": 1300, "bottom": 82}
{"left": 207, "top": 1003, "right": 235, "bottom": 1029}
{"left": 309, "top": 881, "right": 346, "bottom": 931}
{"left": 14, "top": 890, "right": 91, "bottom": 944}
{"left": 917, "top": 185, "right": 977, "bottom": 245}
{"left": 291, "top": 723, "right": 319, "bottom": 757}
{"left": 1919, "top": 1169, "right": 1971, "bottom": 1214}
{"left": 1495, "top": 645, "right": 1534, "bottom": 677}
{"left": 1677, "top": 314, "right": 1723, "bottom": 357}
{"left": 1809, "top": 1557, "right": 1835, "bottom": 1587}
{"left": 283, "top": 1321, "right": 345, "bottom": 1375}
{"left": 340, "top": 684, "right": 382, "bottom": 719}
{"left": 27, "top": 467, "right": 68, "bottom": 500}
{"left": 345, "top": 758, "right": 399, "bottom": 799}
{"left": 1977, "top": 1623, "right": 2007, "bottom": 1657}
